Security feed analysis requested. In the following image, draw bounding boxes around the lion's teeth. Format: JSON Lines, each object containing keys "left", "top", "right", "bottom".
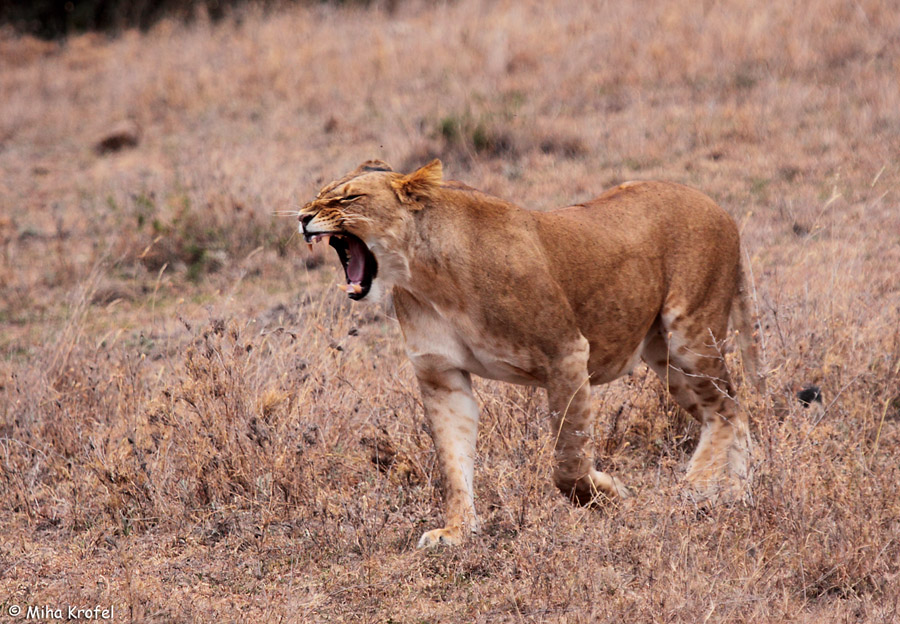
{"left": 321, "top": 234, "right": 331, "bottom": 245}
{"left": 337, "top": 283, "right": 363, "bottom": 295}
{"left": 307, "top": 243, "right": 313, "bottom": 252}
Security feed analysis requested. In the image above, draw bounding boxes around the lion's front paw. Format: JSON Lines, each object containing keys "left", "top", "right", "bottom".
{"left": 609, "top": 474, "right": 632, "bottom": 499}
{"left": 416, "top": 525, "right": 464, "bottom": 549}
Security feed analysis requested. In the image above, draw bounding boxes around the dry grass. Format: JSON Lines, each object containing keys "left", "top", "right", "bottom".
{"left": 2, "top": 0, "right": 900, "bottom": 621}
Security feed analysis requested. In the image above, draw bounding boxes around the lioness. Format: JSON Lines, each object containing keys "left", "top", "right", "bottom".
{"left": 299, "top": 159, "right": 760, "bottom": 548}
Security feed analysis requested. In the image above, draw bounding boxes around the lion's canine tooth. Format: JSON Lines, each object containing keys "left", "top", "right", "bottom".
{"left": 337, "top": 284, "right": 348, "bottom": 292}
{"left": 322, "top": 234, "right": 331, "bottom": 245}
{"left": 307, "top": 243, "right": 314, "bottom": 252}
{"left": 349, "top": 283, "right": 363, "bottom": 294}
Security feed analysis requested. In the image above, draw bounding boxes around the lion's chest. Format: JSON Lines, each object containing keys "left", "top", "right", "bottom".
{"left": 399, "top": 305, "right": 545, "bottom": 386}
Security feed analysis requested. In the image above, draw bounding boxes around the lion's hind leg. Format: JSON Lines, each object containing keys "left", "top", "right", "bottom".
{"left": 641, "top": 316, "right": 750, "bottom": 500}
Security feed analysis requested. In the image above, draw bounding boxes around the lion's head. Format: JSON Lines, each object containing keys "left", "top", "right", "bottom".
{"left": 298, "top": 159, "right": 443, "bottom": 301}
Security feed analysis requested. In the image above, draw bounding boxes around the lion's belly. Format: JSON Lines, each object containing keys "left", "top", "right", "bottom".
{"left": 469, "top": 332, "right": 647, "bottom": 387}
{"left": 398, "top": 291, "right": 656, "bottom": 388}
{"left": 466, "top": 343, "right": 545, "bottom": 386}
{"left": 586, "top": 338, "right": 647, "bottom": 385}
{"left": 446, "top": 335, "right": 545, "bottom": 386}
{"left": 401, "top": 310, "right": 544, "bottom": 386}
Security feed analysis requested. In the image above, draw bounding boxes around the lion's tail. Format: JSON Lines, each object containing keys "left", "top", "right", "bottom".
{"left": 731, "top": 263, "right": 765, "bottom": 394}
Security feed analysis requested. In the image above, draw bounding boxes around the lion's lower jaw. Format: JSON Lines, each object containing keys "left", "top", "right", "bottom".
{"left": 357, "top": 246, "right": 408, "bottom": 304}
{"left": 359, "top": 278, "right": 389, "bottom": 304}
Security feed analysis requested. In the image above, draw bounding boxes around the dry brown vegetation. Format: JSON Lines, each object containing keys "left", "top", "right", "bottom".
{"left": 2, "top": 0, "right": 900, "bottom": 621}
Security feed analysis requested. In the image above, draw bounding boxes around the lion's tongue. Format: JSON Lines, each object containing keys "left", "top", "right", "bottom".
{"left": 346, "top": 237, "right": 366, "bottom": 283}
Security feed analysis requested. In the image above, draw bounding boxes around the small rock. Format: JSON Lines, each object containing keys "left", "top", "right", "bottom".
{"left": 797, "top": 385, "right": 823, "bottom": 407}
{"left": 90, "top": 281, "right": 137, "bottom": 306}
{"left": 94, "top": 119, "right": 140, "bottom": 155}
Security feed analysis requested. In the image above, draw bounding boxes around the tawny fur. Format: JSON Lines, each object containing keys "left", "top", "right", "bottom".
{"left": 299, "top": 159, "right": 761, "bottom": 548}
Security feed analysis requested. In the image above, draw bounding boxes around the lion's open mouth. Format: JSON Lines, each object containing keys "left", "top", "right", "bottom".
{"left": 306, "top": 232, "right": 377, "bottom": 300}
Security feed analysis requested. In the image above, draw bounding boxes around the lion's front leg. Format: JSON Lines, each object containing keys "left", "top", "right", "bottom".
{"left": 415, "top": 368, "right": 480, "bottom": 548}
{"left": 547, "top": 337, "right": 631, "bottom": 505}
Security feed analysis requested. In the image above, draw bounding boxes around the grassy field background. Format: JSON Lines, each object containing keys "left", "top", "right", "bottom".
{"left": 2, "top": 0, "right": 899, "bottom": 621}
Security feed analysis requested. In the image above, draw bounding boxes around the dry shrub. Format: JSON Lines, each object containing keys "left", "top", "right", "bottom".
{"left": 110, "top": 189, "right": 292, "bottom": 279}
{"left": 403, "top": 108, "right": 587, "bottom": 174}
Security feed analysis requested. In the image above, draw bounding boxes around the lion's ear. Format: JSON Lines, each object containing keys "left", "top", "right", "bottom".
{"left": 391, "top": 159, "right": 443, "bottom": 206}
